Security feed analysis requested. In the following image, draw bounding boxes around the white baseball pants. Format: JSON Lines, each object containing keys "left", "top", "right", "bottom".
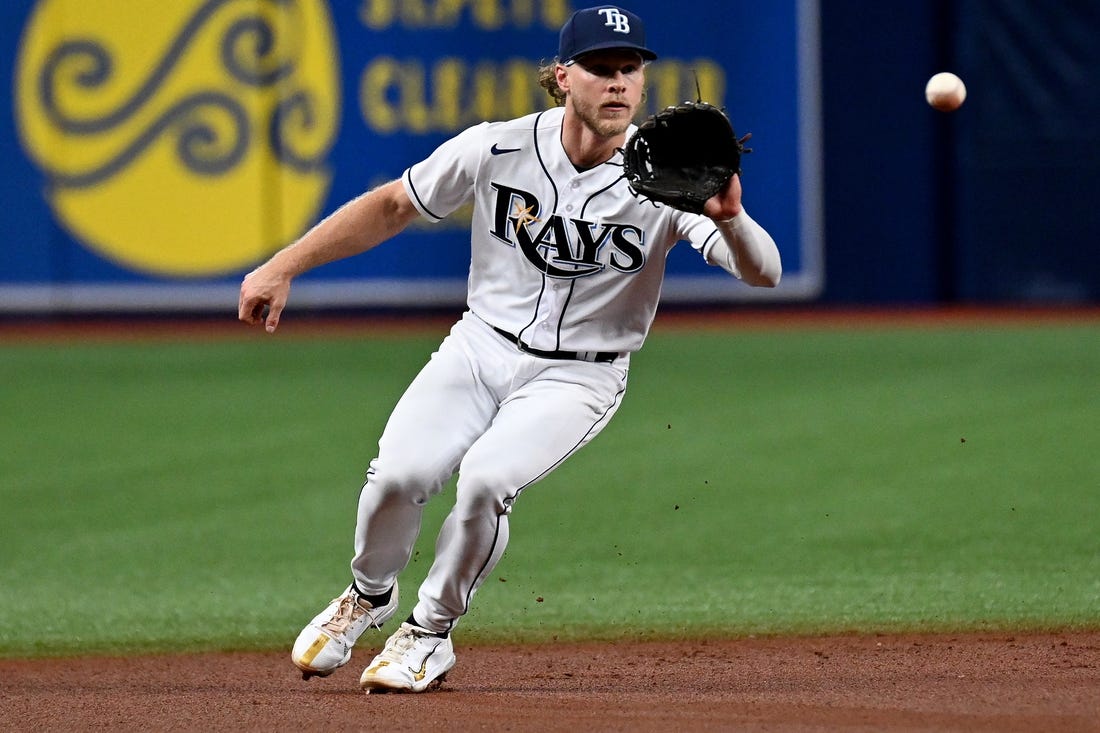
{"left": 350, "top": 311, "right": 628, "bottom": 634}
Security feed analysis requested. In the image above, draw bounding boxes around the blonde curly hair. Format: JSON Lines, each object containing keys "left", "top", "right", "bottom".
{"left": 537, "top": 58, "right": 567, "bottom": 106}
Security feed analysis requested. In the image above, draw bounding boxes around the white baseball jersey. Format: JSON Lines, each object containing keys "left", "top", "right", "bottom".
{"left": 321, "top": 108, "right": 779, "bottom": 640}
{"left": 402, "top": 106, "right": 763, "bottom": 356}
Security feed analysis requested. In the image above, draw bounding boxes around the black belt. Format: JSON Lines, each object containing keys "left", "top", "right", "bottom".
{"left": 492, "top": 326, "right": 619, "bottom": 364}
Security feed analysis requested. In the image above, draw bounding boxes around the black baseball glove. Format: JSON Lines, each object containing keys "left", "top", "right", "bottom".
{"left": 622, "top": 102, "right": 751, "bottom": 214}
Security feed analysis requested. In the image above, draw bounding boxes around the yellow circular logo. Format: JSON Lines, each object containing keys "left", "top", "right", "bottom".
{"left": 15, "top": 0, "right": 340, "bottom": 277}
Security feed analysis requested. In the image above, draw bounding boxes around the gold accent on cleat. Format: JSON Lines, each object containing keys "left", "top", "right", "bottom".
{"left": 299, "top": 633, "right": 331, "bottom": 666}
{"left": 365, "top": 660, "right": 389, "bottom": 675}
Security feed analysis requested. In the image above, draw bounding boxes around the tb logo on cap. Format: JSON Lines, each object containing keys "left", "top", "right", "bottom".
{"left": 598, "top": 8, "right": 631, "bottom": 33}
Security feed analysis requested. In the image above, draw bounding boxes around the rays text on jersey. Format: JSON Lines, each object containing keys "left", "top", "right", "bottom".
{"left": 489, "top": 183, "right": 645, "bottom": 279}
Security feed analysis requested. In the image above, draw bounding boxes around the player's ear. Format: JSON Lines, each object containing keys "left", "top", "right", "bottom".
{"left": 555, "top": 63, "right": 570, "bottom": 94}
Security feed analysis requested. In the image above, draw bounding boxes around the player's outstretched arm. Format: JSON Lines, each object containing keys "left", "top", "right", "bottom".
{"left": 703, "top": 175, "right": 782, "bottom": 288}
{"left": 239, "top": 180, "right": 419, "bottom": 333}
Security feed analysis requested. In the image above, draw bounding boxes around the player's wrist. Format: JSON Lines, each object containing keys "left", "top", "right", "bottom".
{"left": 714, "top": 210, "right": 745, "bottom": 229}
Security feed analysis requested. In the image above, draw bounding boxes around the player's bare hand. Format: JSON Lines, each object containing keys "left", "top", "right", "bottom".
{"left": 702, "top": 174, "right": 744, "bottom": 221}
{"left": 238, "top": 264, "right": 291, "bottom": 334}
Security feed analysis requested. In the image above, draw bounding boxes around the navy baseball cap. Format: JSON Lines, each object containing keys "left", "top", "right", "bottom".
{"left": 558, "top": 6, "right": 657, "bottom": 64}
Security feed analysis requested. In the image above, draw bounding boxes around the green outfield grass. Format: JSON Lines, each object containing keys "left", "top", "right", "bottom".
{"left": 1, "top": 319, "right": 1098, "bottom": 657}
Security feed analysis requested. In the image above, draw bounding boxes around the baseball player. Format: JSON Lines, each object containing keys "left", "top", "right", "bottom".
{"left": 239, "top": 5, "right": 781, "bottom": 693}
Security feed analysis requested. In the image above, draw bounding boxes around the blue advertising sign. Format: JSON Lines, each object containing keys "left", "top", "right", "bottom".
{"left": 2, "top": 0, "right": 821, "bottom": 312}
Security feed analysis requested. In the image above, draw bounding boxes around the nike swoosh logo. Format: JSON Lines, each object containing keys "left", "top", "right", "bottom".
{"left": 491, "top": 143, "right": 521, "bottom": 155}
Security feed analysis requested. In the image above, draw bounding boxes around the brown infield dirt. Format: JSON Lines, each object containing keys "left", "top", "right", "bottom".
{"left": 2, "top": 632, "right": 1099, "bottom": 732}
{"left": 4, "top": 308, "right": 1100, "bottom": 731}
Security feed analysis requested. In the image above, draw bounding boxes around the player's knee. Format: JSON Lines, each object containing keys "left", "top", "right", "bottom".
{"left": 364, "top": 457, "right": 448, "bottom": 506}
{"left": 454, "top": 472, "right": 512, "bottom": 517}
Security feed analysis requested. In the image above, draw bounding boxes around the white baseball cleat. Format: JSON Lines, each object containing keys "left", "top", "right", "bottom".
{"left": 359, "top": 622, "right": 456, "bottom": 693}
{"left": 291, "top": 582, "right": 399, "bottom": 680}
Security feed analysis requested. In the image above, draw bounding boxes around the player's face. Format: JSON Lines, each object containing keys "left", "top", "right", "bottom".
{"left": 560, "top": 49, "right": 646, "bottom": 138}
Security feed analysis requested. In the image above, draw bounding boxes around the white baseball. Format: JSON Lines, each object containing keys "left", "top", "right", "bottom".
{"left": 925, "top": 72, "right": 967, "bottom": 112}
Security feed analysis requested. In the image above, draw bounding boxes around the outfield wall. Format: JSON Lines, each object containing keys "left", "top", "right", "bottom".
{"left": 820, "top": 3, "right": 1100, "bottom": 305}
{"left": 1, "top": 2, "right": 1097, "bottom": 313}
